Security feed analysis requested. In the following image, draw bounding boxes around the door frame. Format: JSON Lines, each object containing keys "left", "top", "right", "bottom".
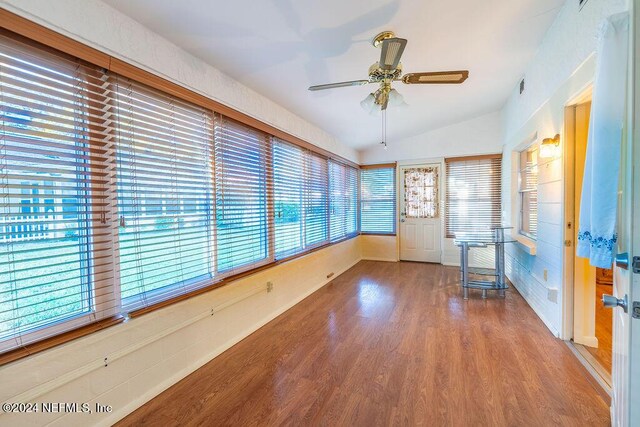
{"left": 562, "top": 85, "right": 595, "bottom": 343}
{"left": 397, "top": 158, "right": 445, "bottom": 264}
{"left": 562, "top": 92, "right": 615, "bottom": 388}
{"left": 626, "top": 1, "right": 639, "bottom": 421}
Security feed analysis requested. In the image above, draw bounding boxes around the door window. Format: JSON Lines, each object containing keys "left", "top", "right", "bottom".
{"left": 403, "top": 167, "right": 439, "bottom": 219}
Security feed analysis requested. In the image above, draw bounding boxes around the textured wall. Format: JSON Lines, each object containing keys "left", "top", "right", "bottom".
{"left": 503, "top": 0, "right": 628, "bottom": 142}
{"left": 359, "top": 111, "right": 503, "bottom": 165}
{"left": 500, "top": 0, "right": 628, "bottom": 336}
{"left": 0, "top": 0, "right": 358, "bottom": 163}
{"left": 0, "top": 238, "right": 362, "bottom": 426}
{"left": 0, "top": 1, "right": 364, "bottom": 424}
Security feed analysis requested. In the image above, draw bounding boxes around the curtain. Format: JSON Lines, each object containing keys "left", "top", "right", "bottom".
{"left": 404, "top": 167, "right": 438, "bottom": 218}
{"left": 576, "top": 12, "right": 629, "bottom": 268}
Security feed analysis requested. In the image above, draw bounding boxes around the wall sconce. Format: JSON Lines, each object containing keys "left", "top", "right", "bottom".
{"left": 540, "top": 134, "right": 560, "bottom": 158}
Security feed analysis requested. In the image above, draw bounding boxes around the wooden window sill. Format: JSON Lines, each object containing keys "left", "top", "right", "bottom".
{"left": 514, "top": 234, "right": 537, "bottom": 256}
{"left": 0, "top": 316, "right": 125, "bottom": 366}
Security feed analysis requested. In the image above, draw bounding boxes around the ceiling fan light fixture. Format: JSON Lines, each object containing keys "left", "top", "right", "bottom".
{"left": 360, "top": 93, "right": 379, "bottom": 115}
{"left": 388, "top": 89, "right": 407, "bottom": 108}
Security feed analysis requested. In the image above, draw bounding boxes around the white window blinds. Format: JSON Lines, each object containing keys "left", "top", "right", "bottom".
{"left": 0, "top": 33, "right": 117, "bottom": 351}
{"left": 360, "top": 166, "right": 396, "bottom": 234}
{"left": 114, "top": 77, "right": 214, "bottom": 310}
{"left": 329, "top": 160, "right": 358, "bottom": 242}
{"left": 445, "top": 155, "right": 502, "bottom": 238}
{"left": 214, "top": 114, "right": 271, "bottom": 275}
{"left": 272, "top": 138, "right": 329, "bottom": 259}
{"left": 304, "top": 151, "right": 329, "bottom": 247}
{"left": 0, "top": 29, "right": 363, "bottom": 360}
{"left": 273, "top": 139, "right": 304, "bottom": 258}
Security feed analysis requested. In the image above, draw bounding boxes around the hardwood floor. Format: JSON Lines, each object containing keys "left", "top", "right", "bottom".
{"left": 585, "top": 284, "right": 613, "bottom": 373}
{"left": 117, "top": 261, "right": 610, "bottom": 426}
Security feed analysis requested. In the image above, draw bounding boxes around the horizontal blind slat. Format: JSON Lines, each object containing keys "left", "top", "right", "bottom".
{"left": 0, "top": 32, "right": 118, "bottom": 349}
{"left": 360, "top": 166, "right": 395, "bottom": 234}
{"left": 115, "top": 75, "right": 214, "bottom": 310}
{"left": 445, "top": 156, "right": 502, "bottom": 238}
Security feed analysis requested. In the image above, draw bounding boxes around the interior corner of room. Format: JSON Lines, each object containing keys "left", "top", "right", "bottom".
{"left": 0, "top": 0, "right": 638, "bottom": 425}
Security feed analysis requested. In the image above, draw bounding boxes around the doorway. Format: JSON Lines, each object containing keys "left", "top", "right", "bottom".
{"left": 399, "top": 164, "right": 442, "bottom": 263}
{"left": 564, "top": 94, "right": 613, "bottom": 386}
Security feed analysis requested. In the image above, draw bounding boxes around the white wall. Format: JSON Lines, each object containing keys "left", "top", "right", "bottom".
{"left": 0, "top": 238, "right": 362, "bottom": 426}
{"left": 503, "top": 0, "right": 628, "bottom": 140}
{"left": 0, "top": 1, "right": 363, "bottom": 425}
{"left": 359, "top": 111, "right": 503, "bottom": 265}
{"left": 500, "top": 0, "right": 628, "bottom": 337}
{"left": 0, "top": 0, "right": 358, "bottom": 164}
{"left": 359, "top": 111, "right": 503, "bottom": 165}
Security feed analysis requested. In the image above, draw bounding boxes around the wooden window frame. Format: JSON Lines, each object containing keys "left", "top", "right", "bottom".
{"left": 0, "top": 10, "right": 357, "bottom": 169}
{"left": 0, "top": 10, "right": 361, "bottom": 364}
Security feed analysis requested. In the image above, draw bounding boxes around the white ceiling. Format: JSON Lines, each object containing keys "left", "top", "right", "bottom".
{"left": 103, "top": 0, "right": 565, "bottom": 149}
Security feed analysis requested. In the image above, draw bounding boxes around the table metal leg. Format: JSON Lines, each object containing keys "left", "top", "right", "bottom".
{"left": 461, "top": 242, "right": 469, "bottom": 300}
{"left": 493, "top": 228, "right": 507, "bottom": 298}
{"left": 499, "top": 240, "right": 507, "bottom": 298}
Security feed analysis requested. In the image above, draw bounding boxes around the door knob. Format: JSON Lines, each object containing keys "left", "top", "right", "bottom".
{"left": 602, "top": 294, "right": 628, "bottom": 313}
{"left": 615, "top": 252, "right": 629, "bottom": 269}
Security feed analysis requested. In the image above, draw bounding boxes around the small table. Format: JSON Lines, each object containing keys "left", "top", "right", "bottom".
{"left": 454, "top": 227, "right": 515, "bottom": 300}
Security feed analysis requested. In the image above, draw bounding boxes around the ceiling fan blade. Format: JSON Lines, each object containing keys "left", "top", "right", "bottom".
{"left": 402, "top": 70, "right": 469, "bottom": 84}
{"left": 379, "top": 37, "right": 407, "bottom": 71}
{"left": 308, "top": 80, "right": 370, "bottom": 91}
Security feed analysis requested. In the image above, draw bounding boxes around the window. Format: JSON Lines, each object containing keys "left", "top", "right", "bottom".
{"left": 272, "top": 139, "right": 329, "bottom": 258}
{"left": 403, "top": 167, "right": 438, "bottom": 218}
{"left": 304, "top": 152, "right": 330, "bottom": 246}
{"left": 0, "top": 28, "right": 361, "bottom": 360}
{"left": 214, "top": 115, "right": 271, "bottom": 274}
{"left": 273, "top": 139, "right": 304, "bottom": 258}
{"left": 518, "top": 145, "right": 538, "bottom": 239}
{"left": 360, "top": 166, "right": 396, "bottom": 234}
{"left": 329, "top": 160, "right": 358, "bottom": 242}
{"left": 445, "top": 155, "right": 502, "bottom": 238}
{"left": 114, "top": 77, "right": 215, "bottom": 309}
{"left": 0, "top": 33, "right": 116, "bottom": 351}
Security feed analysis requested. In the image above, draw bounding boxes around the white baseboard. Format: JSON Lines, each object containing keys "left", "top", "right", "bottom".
{"left": 574, "top": 335, "right": 599, "bottom": 348}
{"left": 103, "top": 257, "right": 363, "bottom": 426}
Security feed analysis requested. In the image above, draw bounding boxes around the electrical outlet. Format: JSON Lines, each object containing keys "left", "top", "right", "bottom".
{"left": 547, "top": 288, "right": 558, "bottom": 303}
{"left": 543, "top": 269, "right": 548, "bottom": 281}
{"left": 266, "top": 281, "right": 273, "bottom": 293}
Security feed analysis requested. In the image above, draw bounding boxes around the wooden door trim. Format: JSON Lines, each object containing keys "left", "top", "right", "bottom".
{"left": 562, "top": 104, "right": 577, "bottom": 342}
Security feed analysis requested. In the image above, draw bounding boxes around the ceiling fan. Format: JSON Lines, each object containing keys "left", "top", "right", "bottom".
{"left": 308, "top": 31, "right": 469, "bottom": 112}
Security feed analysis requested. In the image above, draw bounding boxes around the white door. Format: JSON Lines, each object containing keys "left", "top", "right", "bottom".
{"left": 399, "top": 165, "right": 441, "bottom": 263}
{"left": 609, "top": 6, "right": 638, "bottom": 425}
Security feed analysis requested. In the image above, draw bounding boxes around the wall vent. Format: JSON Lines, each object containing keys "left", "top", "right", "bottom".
{"left": 519, "top": 78, "right": 525, "bottom": 95}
